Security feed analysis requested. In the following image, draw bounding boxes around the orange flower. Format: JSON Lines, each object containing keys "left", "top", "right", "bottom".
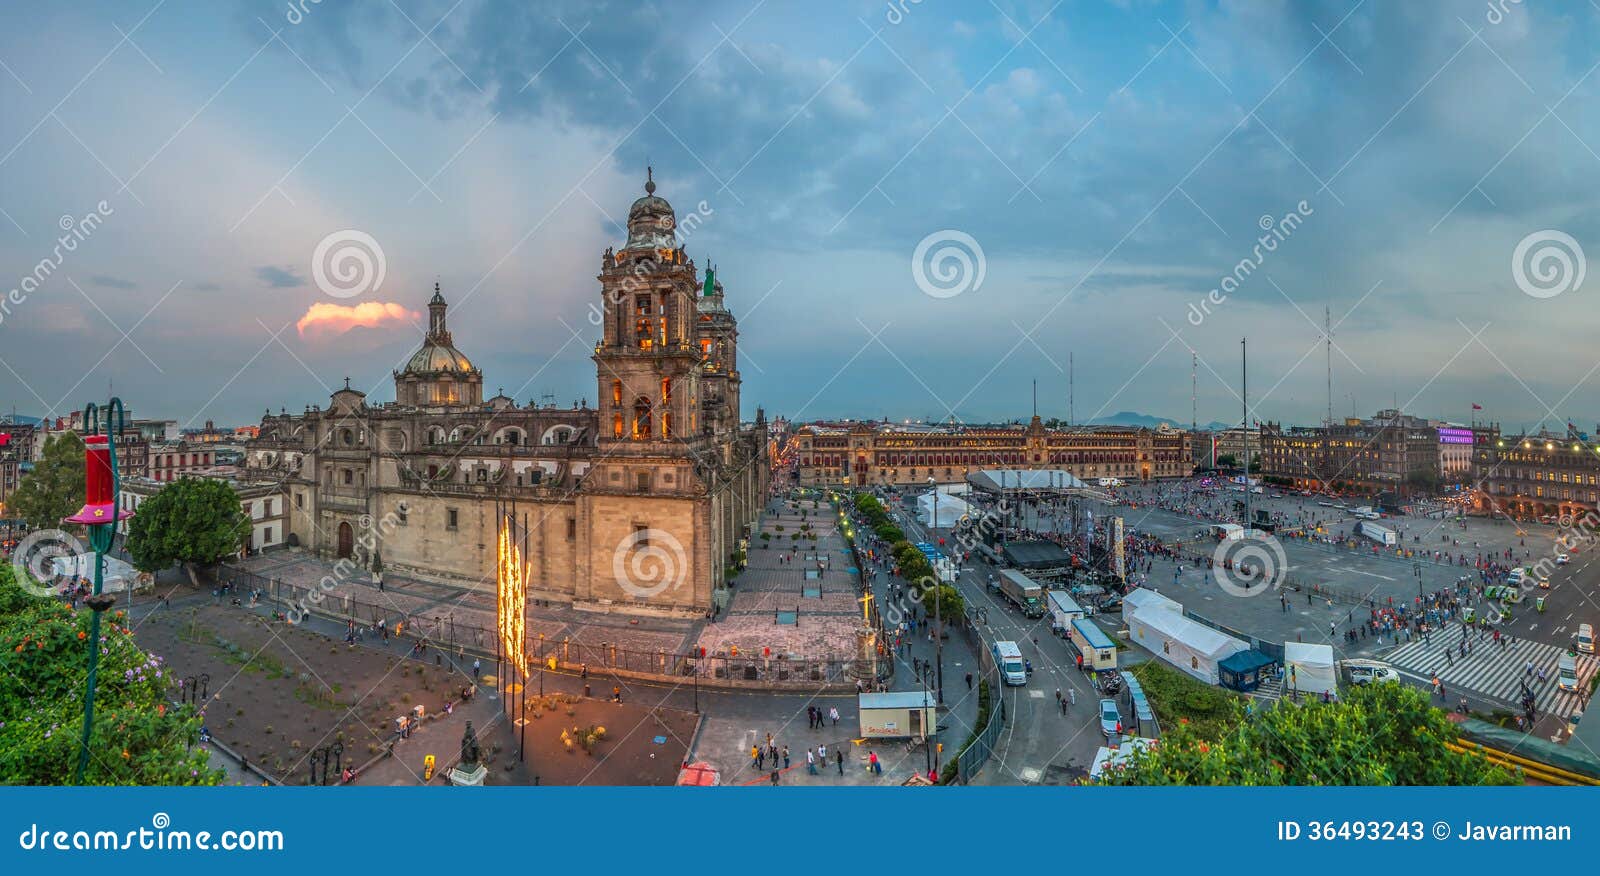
{"left": 121, "top": 749, "right": 130, "bottom": 759}
{"left": 77, "top": 631, "right": 87, "bottom": 640}
{"left": 12, "top": 645, "right": 20, "bottom": 653}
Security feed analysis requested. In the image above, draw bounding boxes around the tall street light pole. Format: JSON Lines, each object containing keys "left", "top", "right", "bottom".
{"left": 66, "top": 399, "right": 132, "bottom": 785}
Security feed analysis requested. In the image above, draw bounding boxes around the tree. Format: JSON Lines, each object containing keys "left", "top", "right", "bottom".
{"left": 125, "top": 478, "right": 250, "bottom": 586}
{"left": 1099, "top": 683, "right": 1516, "bottom": 786}
{"left": 0, "top": 569, "right": 221, "bottom": 785}
{"left": 921, "top": 582, "right": 965, "bottom": 625}
{"left": 1214, "top": 454, "right": 1238, "bottom": 469}
{"left": 1406, "top": 467, "right": 1441, "bottom": 495}
{"left": 9, "top": 432, "right": 85, "bottom": 531}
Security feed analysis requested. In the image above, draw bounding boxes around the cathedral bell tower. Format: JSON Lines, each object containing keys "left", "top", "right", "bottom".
{"left": 593, "top": 169, "right": 703, "bottom": 456}
{"left": 696, "top": 264, "right": 741, "bottom": 442}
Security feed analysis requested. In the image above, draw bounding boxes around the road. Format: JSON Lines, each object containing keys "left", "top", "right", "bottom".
{"left": 890, "top": 497, "right": 1110, "bottom": 785}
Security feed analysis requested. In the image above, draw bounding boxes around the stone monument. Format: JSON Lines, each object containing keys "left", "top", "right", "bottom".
{"left": 447, "top": 721, "right": 487, "bottom": 786}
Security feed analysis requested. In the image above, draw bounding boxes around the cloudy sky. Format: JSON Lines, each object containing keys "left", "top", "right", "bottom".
{"left": 2, "top": 0, "right": 1599, "bottom": 432}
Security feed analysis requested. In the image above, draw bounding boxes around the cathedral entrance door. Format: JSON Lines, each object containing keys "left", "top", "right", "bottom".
{"left": 337, "top": 521, "right": 354, "bottom": 559}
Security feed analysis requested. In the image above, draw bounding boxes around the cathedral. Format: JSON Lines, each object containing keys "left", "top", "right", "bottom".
{"left": 243, "top": 173, "right": 770, "bottom": 615}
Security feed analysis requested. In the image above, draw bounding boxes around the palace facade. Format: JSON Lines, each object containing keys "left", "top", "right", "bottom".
{"left": 793, "top": 417, "right": 1190, "bottom": 487}
{"left": 240, "top": 174, "right": 770, "bottom": 615}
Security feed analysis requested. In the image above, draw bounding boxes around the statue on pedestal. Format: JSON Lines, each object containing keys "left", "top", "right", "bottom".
{"left": 460, "top": 721, "right": 482, "bottom": 767}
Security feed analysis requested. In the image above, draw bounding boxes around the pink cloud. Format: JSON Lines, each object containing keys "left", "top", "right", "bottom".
{"left": 296, "top": 301, "right": 420, "bottom": 337}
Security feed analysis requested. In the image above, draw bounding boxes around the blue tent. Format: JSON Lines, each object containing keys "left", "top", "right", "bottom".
{"left": 1219, "top": 649, "right": 1278, "bottom": 692}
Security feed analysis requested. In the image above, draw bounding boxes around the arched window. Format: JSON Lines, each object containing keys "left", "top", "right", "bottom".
{"left": 612, "top": 412, "right": 624, "bottom": 439}
{"left": 632, "top": 397, "right": 652, "bottom": 441}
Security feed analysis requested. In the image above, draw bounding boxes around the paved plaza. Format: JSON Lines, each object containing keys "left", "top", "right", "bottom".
{"left": 692, "top": 497, "right": 864, "bottom": 661}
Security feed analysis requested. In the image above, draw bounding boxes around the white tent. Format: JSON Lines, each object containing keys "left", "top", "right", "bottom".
{"left": 1126, "top": 601, "right": 1248, "bottom": 685}
{"left": 1122, "top": 587, "right": 1181, "bottom": 626}
{"left": 49, "top": 552, "right": 139, "bottom": 593}
{"left": 1283, "top": 642, "right": 1338, "bottom": 697}
{"left": 917, "top": 490, "right": 972, "bottom": 527}
{"left": 968, "top": 469, "right": 1089, "bottom": 493}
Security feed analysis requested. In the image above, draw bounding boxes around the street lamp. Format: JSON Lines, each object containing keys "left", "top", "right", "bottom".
{"left": 65, "top": 399, "right": 132, "bottom": 785}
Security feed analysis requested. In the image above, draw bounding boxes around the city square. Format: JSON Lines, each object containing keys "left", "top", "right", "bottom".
{"left": 4, "top": 0, "right": 1600, "bottom": 820}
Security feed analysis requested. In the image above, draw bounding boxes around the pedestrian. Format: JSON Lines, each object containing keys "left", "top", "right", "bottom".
{"left": 782, "top": 745, "right": 790, "bottom": 769}
{"left": 757, "top": 746, "right": 765, "bottom": 770}
{"left": 869, "top": 750, "right": 881, "bottom": 775}
{"left": 472, "top": 658, "right": 481, "bottom": 681}
{"left": 771, "top": 768, "right": 780, "bottom": 786}
{"left": 829, "top": 706, "right": 839, "bottom": 726}
{"left": 836, "top": 749, "right": 845, "bottom": 775}
{"left": 807, "top": 748, "right": 817, "bottom": 775}
{"left": 613, "top": 685, "right": 622, "bottom": 703}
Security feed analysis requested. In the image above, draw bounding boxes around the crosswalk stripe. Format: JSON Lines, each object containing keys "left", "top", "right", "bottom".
{"left": 1381, "top": 621, "right": 1597, "bottom": 718}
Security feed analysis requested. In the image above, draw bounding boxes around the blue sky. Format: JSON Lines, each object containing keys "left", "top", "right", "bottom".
{"left": 2, "top": 0, "right": 1600, "bottom": 432}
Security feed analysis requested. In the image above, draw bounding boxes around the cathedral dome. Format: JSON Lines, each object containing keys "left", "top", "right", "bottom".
{"left": 403, "top": 342, "right": 475, "bottom": 374}
{"left": 624, "top": 167, "right": 677, "bottom": 252}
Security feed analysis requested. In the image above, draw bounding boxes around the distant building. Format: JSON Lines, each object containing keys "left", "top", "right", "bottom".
{"left": 146, "top": 442, "right": 218, "bottom": 483}
{"left": 181, "top": 420, "right": 234, "bottom": 444}
{"left": 1474, "top": 426, "right": 1600, "bottom": 521}
{"left": 1191, "top": 427, "right": 1253, "bottom": 469}
{"left": 119, "top": 474, "right": 290, "bottom": 554}
{"left": 0, "top": 422, "right": 37, "bottom": 521}
{"left": 793, "top": 416, "right": 1190, "bottom": 487}
{"left": 1256, "top": 410, "right": 1468, "bottom": 497}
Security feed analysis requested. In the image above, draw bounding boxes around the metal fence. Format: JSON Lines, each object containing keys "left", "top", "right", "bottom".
{"left": 216, "top": 564, "right": 870, "bottom": 691}
{"left": 953, "top": 621, "right": 1005, "bottom": 785}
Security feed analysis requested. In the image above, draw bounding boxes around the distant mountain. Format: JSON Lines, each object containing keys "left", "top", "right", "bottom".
{"left": 0, "top": 414, "right": 42, "bottom": 426}
{"left": 1087, "top": 411, "right": 1178, "bottom": 428}
{"left": 1082, "top": 411, "right": 1238, "bottom": 431}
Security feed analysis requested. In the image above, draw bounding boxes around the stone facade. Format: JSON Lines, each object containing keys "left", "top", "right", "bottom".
{"left": 241, "top": 173, "right": 770, "bottom": 616}
{"left": 793, "top": 416, "right": 1190, "bottom": 487}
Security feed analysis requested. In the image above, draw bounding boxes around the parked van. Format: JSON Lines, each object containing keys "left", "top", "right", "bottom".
{"left": 1557, "top": 654, "right": 1580, "bottom": 692}
{"left": 1579, "top": 623, "right": 1595, "bottom": 654}
{"left": 993, "top": 641, "right": 1027, "bottom": 686}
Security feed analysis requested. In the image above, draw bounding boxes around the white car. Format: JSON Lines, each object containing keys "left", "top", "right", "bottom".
{"left": 1099, "top": 699, "right": 1122, "bottom": 737}
{"left": 1557, "top": 554, "right": 1570, "bottom": 565}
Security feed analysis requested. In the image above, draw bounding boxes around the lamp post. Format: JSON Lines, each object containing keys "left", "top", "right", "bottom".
{"left": 66, "top": 399, "right": 132, "bottom": 784}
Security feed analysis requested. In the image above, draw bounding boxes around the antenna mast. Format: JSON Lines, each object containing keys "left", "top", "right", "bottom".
{"left": 1242, "top": 337, "right": 1250, "bottom": 531}
{"left": 1325, "top": 305, "right": 1333, "bottom": 427}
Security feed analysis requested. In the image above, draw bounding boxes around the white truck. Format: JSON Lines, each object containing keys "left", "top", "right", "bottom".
{"left": 1357, "top": 520, "right": 1397, "bottom": 546}
{"left": 993, "top": 641, "right": 1027, "bottom": 685}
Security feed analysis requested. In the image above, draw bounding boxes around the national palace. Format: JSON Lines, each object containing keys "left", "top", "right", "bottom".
{"left": 792, "top": 416, "right": 1191, "bottom": 487}
{"left": 237, "top": 173, "right": 770, "bottom": 615}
